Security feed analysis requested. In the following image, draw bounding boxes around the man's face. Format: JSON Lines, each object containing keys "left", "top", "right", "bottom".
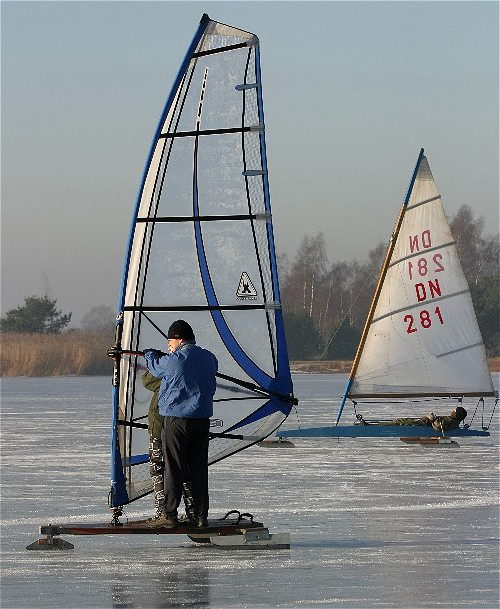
{"left": 167, "top": 338, "right": 182, "bottom": 353}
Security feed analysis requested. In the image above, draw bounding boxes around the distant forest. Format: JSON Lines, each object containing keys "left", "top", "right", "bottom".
{"left": 279, "top": 204, "right": 499, "bottom": 360}
{"left": 1, "top": 204, "right": 498, "bottom": 377}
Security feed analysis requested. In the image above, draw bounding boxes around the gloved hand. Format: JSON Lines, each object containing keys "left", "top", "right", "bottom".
{"left": 143, "top": 348, "right": 166, "bottom": 358}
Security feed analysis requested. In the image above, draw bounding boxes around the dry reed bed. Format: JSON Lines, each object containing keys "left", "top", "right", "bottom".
{"left": 0, "top": 332, "right": 113, "bottom": 377}
{"left": 291, "top": 358, "right": 499, "bottom": 374}
{"left": 290, "top": 360, "right": 352, "bottom": 373}
{"left": 1, "top": 334, "right": 498, "bottom": 377}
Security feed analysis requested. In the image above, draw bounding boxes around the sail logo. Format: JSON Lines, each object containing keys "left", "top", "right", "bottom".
{"left": 236, "top": 272, "right": 258, "bottom": 300}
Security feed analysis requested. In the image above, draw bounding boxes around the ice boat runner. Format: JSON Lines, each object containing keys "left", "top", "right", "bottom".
{"left": 29, "top": 14, "right": 294, "bottom": 550}
{"left": 278, "top": 149, "right": 496, "bottom": 441}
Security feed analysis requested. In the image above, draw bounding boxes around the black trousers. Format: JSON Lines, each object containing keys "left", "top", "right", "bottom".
{"left": 161, "top": 417, "right": 210, "bottom": 518}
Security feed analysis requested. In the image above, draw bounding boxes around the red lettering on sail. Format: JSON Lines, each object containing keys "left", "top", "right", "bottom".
{"left": 428, "top": 278, "right": 441, "bottom": 298}
{"left": 408, "top": 253, "right": 445, "bottom": 281}
{"left": 409, "top": 235, "right": 419, "bottom": 254}
{"left": 415, "top": 283, "right": 427, "bottom": 302}
{"left": 421, "top": 230, "right": 432, "bottom": 249}
{"left": 409, "top": 230, "right": 432, "bottom": 253}
{"left": 404, "top": 314, "right": 417, "bottom": 333}
{"left": 415, "top": 279, "right": 442, "bottom": 302}
{"left": 435, "top": 306, "right": 444, "bottom": 324}
{"left": 433, "top": 253, "right": 444, "bottom": 272}
{"left": 404, "top": 307, "right": 444, "bottom": 333}
{"left": 418, "top": 258, "right": 428, "bottom": 276}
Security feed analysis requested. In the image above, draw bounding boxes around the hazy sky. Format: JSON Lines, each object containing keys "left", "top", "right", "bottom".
{"left": 2, "top": 1, "right": 498, "bottom": 325}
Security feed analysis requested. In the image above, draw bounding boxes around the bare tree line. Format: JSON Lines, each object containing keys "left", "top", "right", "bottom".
{"left": 279, "top": 205, "right": 499, "bottom": 360}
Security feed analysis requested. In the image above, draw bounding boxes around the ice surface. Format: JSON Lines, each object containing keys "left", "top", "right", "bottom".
{"left": 1, "top": 374, "right": 498, "bottom": 609}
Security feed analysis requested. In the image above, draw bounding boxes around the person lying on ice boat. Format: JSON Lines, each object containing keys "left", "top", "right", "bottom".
{"left": 382, "top": 406, "right": 468, "bottom": 431}
{"left": 141, "top": 371, "right": 195, "bottom": 523}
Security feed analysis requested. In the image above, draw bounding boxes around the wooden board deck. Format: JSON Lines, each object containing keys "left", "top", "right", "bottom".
{"left": 39, "top": 517, "right": 263, "bottom": 537}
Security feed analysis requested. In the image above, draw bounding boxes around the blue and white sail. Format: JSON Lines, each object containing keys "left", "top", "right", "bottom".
{"left": 278, "top": 149, "right": 495, "bottom": 440}
{"left": 109, "top": 15, "right": 295, "bottom": 507}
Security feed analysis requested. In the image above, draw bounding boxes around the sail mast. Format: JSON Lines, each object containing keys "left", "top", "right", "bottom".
{"left": 335, "top": 148, "right": 425, "bottom": 424}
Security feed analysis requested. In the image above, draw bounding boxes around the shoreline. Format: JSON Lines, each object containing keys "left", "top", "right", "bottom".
{"left": 1, "top": 359, "right": 498, "bottom": 378}
{"left": 1, "top": 327, "right": 498, "bottom": 378}
{"left": 291, "top": 357, "right": 500, "bottom": 375}
{"left": 1, "top": 358, "right": 498, "bottom": 377}
{"left": 290, "top": 360, "right": 352, "bottom": 374}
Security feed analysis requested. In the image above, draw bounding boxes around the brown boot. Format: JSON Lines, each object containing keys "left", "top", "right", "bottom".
{"left": 144, "top": 513, "right": 178, "bottom": 528}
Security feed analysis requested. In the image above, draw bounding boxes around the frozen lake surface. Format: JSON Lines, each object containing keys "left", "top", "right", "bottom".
{"left": 1, "top": 374, "right": 498, "bottom": 609}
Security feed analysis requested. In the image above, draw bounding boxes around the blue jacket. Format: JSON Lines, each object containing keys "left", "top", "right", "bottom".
{"left": 143, "top": 342, "right": 218, "bottom": 418}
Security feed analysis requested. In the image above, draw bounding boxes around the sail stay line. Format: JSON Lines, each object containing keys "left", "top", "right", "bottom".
{"left": 388, "top": 240, "right": 455, "bottom": 267}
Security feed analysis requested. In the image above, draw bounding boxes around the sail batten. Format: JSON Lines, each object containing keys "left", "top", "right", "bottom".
{"left": 137, "top": 214, "right": 268, "bottom": 223}
{"left": 436, "top": 342, "right": 487, "bottom": 359}
{"left": 123, "top": 304, "right": 270, "bottom": 312}
{"left": 406, "top": 194, "right": 441, "bottom": 210}
{"left": 371, "top": 289, "right": 470, "bottom": 323}
{"left": 349, "top": 392, "right": 495, "bottom": 399}
{"left": 388, "top": 240, "right": 455, "bottom": 267}
{"left": 193, "top": 42, "right": 251, "bottom": 58}
{"left": 160, "top": 125, "right": 262, "bottom": 139}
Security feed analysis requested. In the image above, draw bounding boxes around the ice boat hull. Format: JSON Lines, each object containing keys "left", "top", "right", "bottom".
{"left": 277, "top": 425, "right": 490, "bottom": 438}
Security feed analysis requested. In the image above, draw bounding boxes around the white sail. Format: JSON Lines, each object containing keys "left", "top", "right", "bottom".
{"left": 109, "top": 15, "right": 295, "bottom": 508}
{"left": 276, "top": 150, "right": 494, "bottom": 440}
{"left": 350, "top": 154, "right": 494, "bottom": 398}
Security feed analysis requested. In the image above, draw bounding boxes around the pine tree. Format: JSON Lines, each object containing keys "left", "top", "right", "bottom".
{"left": 0, "top": 296, "right": 72, "bottom": 333}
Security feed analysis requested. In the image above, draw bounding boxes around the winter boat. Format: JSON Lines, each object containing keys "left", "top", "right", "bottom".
{"left": 29, "top": 14, "right": 295, "bottom": 550}
{"left": 278, "top": 149, "right": 496, "bottom": 441}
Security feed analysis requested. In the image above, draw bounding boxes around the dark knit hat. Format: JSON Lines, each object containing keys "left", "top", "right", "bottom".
{"left": 167, "top": 319, "right": 195, "bottom": 340}
{"left": 454, "top": 406, "right": 467, "bottom": 422}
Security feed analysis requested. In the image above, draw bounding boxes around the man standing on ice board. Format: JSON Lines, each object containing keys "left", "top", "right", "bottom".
{"left": 143, "top": 320, "right": 218, "bottom": 529}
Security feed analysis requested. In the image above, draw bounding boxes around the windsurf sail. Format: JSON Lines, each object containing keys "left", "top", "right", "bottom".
{"left": 109, "top": 14, "right": 295, "bottom": 508}
{"left": 277, "top": 149, "right": 495, "bottom": 440}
